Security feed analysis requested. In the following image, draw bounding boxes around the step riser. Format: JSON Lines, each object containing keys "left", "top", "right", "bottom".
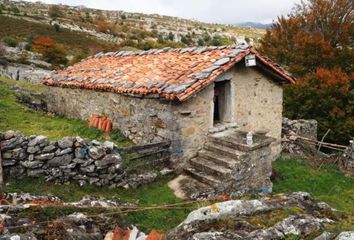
{"left": 190, "top": 158, "right": 231, "bottom": 177}
{"left": 198, "top": 152, "right": 234, "bottom": 168}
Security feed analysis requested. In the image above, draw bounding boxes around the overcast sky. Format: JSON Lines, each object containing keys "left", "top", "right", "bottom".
{"left": 23, "top": 0, "right": 302, "bottom": 24}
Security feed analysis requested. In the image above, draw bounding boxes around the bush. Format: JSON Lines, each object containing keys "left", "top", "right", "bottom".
{"left": 53, "top": 23, "right": 60, "bottom": 32}
{"left": 3, "top": 36, "right": 18, "bottom": 47}
{"left": 68, "top": 52, "right": 88, "bottom": 66}
{"left": 42, "top": 44, "right": 67, "bottom": 65}
{"left": 48, "top": 5, "right": 63, "bottom": 19}
{"left": 32, "top": 36, "right": 67, "bottom": 65}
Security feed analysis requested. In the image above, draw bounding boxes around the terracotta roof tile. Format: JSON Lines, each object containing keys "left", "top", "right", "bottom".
{"left": 43, "top": 45, "right": 295, "bottom": 101}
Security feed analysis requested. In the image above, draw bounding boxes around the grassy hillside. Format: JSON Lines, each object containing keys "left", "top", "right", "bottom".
{"left": 0, "top": 15, "right": 118, "bottom": 55}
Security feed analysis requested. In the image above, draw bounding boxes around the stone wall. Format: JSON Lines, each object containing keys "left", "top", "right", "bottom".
{"left": 232, "top": 63, "right": 284, "bottom": 159}
{"left": 46, "top": 85, "right": 213, "bottom": 167}
{"left": 282, "top": 118, "right": 318, "bottom": 155}
{"left": 0, "top": 131, "right": 169, "bottom": 188}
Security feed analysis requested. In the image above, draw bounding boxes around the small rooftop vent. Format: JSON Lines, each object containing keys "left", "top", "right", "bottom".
{"left": 245, "top": 54, "right": 256, "bottom": 67}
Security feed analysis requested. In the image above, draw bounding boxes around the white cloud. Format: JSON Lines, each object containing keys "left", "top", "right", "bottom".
{"left": 23, "top": 0, "right": 301, "bottom": 23}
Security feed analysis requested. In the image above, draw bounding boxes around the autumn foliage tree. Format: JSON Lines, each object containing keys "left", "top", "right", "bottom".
{"left": 32, "top": 36, "right": 67, "bottom": 66}
{"left": 260, "top": 0, "right": 353, "bottom": 144}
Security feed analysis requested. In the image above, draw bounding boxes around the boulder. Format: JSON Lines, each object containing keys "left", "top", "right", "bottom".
{"left": 47, "top": 154, "right": 72, "bottom": 167}
{"left": 12, "top": 148, "right": 27, "bottom": 160}
{"left": 20, "top": 161, "right": 43, "bottom": 169}
{"left": 42, "top": 144, "right": 56, "bottom": 153}
{"left": 56, "top": 148, "right": 72, "bottom": 156}
{"left": 28, "top": 135, "right": 48, "bottom": 147}
{"left": 88, "top": 146, "right": 105, "bottom": 160}
{"left": 27, "top": 146, "right": 40, "bottom": 154}
{"left": 3, "top": 130, "right": 15, "bottom": 140}
{"left": 58, "top": 137, "right": 73, "bottom": 149}
{"left": 80, "top": 165, "right": 96, "bottom": 173}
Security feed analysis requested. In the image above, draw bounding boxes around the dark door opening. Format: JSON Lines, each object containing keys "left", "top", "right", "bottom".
{"left": 213, "top": 80, "right": 231, "bottom": 126}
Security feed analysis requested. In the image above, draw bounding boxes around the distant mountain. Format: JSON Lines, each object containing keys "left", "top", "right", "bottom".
{"left": 236, "top": 22, "right": 272, "bottom": 29}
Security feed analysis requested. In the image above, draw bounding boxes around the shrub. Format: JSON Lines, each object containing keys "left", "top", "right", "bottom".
{"left": 97, "top": 21, "right": 110, "bottom": 33}
{"left": 42, "top": 44, "right": 67, "bottom": 65}
{"left": 32, "top": 36, "right": 67, "bottom": 65}
{"left": 68, "top": 52, "right": 88, "bottom": 66}
{"left": 53, "top": 23, "right": 60, "bottom": 32}
{"left": 3, "top": 36, "right": 18, "bottom": 47}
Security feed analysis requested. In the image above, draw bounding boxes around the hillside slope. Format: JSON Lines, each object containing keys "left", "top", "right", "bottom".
{"left": 0, "top": 0, "right": 265, "bottom": 56}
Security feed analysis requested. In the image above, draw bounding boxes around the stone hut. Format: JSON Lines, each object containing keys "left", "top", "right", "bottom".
{"left": 43, "top": 45, "right": 295, "bottom": 170}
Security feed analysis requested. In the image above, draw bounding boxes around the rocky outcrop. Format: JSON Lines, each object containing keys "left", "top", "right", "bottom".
{"left": 0, "top": 63, "right": 51, "bottom": 83}
{"left": 167, "top": 192, "right": 336, "bottom": 240}
{"left": 0, "top": 131, "right": 170, "bottom": 188}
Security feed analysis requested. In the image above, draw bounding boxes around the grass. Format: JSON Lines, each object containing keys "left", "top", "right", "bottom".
{"left": 0, "top": 77, "right": 132, "bottom": 147}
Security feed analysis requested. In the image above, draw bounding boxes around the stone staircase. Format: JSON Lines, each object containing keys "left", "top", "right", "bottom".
{"left": 184, "top": 130, "right": 248, "bottom": 189}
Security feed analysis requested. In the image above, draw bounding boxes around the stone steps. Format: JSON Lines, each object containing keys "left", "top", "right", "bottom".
{"left": 184, "top": 131, "right": 251, "bottom": 190}
{"left": 190, "top": 157, "right": 232, "bottom": 177}
{"left": 184, "top": 167, "right": 221, "bottom": 186}
{"left": 198, "top": 149, "right": 237, "bottom": 168}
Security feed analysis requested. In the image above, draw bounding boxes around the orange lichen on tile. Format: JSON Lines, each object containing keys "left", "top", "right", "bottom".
{"left": 43, "top": 45, "right": 295, "bottom": 101}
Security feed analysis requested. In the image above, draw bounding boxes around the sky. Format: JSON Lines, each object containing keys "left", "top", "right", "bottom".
{"left": 23, "top": 0, "right": 302, "bottom": 24}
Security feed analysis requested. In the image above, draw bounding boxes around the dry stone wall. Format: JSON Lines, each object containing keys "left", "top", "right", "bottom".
{"left": 0, "top": 131, "right": 167, "bottom": 188}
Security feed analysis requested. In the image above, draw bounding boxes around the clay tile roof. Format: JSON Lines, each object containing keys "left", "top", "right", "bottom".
{"left": 42, "top": 44, "right": 296, "bottom": 101}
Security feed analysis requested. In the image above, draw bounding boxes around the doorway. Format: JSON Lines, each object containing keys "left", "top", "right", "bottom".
{"left": 213, "top": 80, "right": 232, "bottom": 126}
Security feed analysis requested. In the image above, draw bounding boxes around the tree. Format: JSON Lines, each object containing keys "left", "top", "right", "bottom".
{"left": 260, "top": 0, "right": 353, "bottom": 76}
{"left": 168, "top": 32, "right": 174, "bottom": 41}
{"left": 48, "top": 5, "right": 63, "bottom": 19}
{"left": 260, "top": 0, "right": 354, "bottom": 144}
{"left": 285, "top": 68, "right": 353, "bottom": 144}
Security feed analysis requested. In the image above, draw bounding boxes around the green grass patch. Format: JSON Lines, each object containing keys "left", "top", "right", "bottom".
{"left": 5, "top": 176, "right": 192, "bottom": 232}
{"left": 273, "top": 158, "right": 354, "bottom": 212}
{"left": 0, "top": 77, "right": 132, "bottom": 147}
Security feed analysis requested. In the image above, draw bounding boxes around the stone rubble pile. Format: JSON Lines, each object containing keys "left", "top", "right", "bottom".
{"left": 0, "top": 130, "right": 169, "bottom": 188}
